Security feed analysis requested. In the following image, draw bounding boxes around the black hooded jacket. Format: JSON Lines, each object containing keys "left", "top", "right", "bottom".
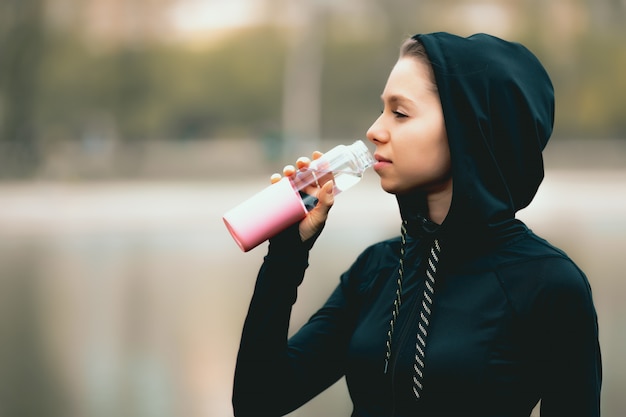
{"left": 232, "top": 33, "right": 602, "bottom": 416}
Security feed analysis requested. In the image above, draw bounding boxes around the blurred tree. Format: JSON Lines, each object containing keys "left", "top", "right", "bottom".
{"left": 281, "top": 0, "right": 327, "bottom": 156}
{"left": 3, "top": 0, "right": 626, "bottom": 177}
{"left": 37, "top": 25, "right": 287, "bottom": 143}
{"left": 556, "top": 33, "right": 626, "bottom": 139}
{"left": 0, "top": 0, "right": 44, "bottom": 177}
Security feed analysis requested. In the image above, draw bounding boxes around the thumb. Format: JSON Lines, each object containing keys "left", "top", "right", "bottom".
{"left": 298, "top": 181, "right": 334, "bottom": 243}
{"left": 316, "top": 180, "right": 335, "bottom": 213}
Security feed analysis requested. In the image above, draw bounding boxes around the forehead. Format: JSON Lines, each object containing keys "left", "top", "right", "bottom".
{"left": 382, "top": 57, "right": 437, "bottom": 100}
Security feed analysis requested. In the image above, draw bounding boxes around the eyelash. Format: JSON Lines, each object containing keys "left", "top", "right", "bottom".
{"left": 393, "top": 111, "right": 408, "bottom": 118}
{"left": 380, "top": 109, "right": 408, "bottom": 118}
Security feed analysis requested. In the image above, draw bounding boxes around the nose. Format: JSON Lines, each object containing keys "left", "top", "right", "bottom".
{"left": 366, "top": 114, "right": 389, "bottom": 145}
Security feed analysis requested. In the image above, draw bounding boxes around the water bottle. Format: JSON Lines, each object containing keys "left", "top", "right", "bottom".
{"left": 223, "top": 140, "right": 375, "bottom": 252}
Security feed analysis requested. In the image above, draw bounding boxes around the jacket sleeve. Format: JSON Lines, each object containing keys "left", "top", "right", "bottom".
{"left": 232, "top": 224, "right": 361, "bottom": 416}
{"left": 535, "top": 260, "right": 602, "bottom": 416}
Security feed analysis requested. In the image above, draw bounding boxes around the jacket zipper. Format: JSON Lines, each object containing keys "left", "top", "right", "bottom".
{"left": 388, "top": 285, "right": 423, "bottom": 416}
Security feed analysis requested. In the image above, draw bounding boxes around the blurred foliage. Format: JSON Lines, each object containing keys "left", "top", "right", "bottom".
{"left": 37, "top": 27, "right": 287, "bottom": 142}
{"left": 559, "top": 34, "right": 626, "bottom": 138}
{"left": 321, "top": 36, "right": 397, "bottom": 139}
{"left": 0, "top": 0, "right": 625, "bottom": 177}
{"left": 0, "top": 0, "right": 44, "bottom": 177}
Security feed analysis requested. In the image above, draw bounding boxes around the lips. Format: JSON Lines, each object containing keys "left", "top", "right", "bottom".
{"left": 374, "top": 154, "right": 391, "bottom": 170}
{"left": 374, "top": 154, "right": 391, "bottom": 163}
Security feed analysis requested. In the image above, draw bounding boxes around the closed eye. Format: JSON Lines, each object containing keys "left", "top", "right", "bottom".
{"left": 393, "top": 111, "right": 408, "bottom": 118}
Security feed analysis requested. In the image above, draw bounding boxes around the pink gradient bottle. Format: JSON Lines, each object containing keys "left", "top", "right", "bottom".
{"left": 223, "top": 140, "right": 375, "bottom": 252}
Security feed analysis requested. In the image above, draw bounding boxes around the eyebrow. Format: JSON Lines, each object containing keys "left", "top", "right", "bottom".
{"left": 381, "top": 94, "right": 414, "bottom": 105}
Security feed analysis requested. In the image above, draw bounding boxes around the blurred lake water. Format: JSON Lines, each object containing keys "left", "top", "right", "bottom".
{"left": 0, "top": 169, "right": 624, "bottom": 416}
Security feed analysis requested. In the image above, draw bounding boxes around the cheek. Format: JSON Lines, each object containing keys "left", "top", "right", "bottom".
{"left": 433, "top": 133, "right": 451, "bottom": 170}
{"left": 422, "top": 118, "right": 450, "bottom": 168}
{"left": 407, "top": 131, "right": 448, "bottom": 165}
{"left": 401, "top": 129, "right": 450, "bottom": 180}
{"left": 433, "top": 149, "right": 452, "bottom": 180}
{"left": 436, "top": 127, "right": 451, "bottom": 174}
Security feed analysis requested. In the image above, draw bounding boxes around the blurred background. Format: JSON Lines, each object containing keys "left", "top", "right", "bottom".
{"left": 0, "top": 0, "right": 625, "bottom": 416}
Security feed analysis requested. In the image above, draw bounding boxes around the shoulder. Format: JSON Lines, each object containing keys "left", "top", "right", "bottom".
{"left": 495, "top": 232, "right": 595, "bottom": 317}
{"left": 354, "top": 236, "right": 402, "bottom": 268}
{"left": 496, "top": 231, "right": 587, "bottom": 285}
{"left": 340, "top": 236, "right": 402, "bottom": 296}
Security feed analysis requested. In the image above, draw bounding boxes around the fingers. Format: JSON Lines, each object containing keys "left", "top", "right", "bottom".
{"left": 270, "top": 173, "right": 282, "bottom": 184}
{"left": 283, "top": 164, "right": 296, "bottom": 177}
{"left": 298, "top": 180, "right": 334, "bottom": 242}
{"left": 267, "top": 150, "right": 332, "bottom": 243}
{"left": 270, "top": 164, "right": 296, "bottom": 184}
{"left": 269, "top": 151, "right": 323, "bottom": 184}
{"left": 296, "top": 156, "right": 311, "bottom": 170}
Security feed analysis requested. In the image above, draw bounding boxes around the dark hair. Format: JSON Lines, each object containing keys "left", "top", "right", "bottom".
{"left": 400, "top": 37, "right": 437, "bottom": 91}
{"left": 400, "top": 37, "right": 429, "bottom": 60}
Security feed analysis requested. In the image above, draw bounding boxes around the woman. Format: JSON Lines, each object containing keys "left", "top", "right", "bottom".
{"left": 232, "top": 32, "right": 602, "bottom": 416}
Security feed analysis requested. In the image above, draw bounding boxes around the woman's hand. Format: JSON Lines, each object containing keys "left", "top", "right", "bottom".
{"left": 271, "top": 151, "right": 335, "bottom": 242}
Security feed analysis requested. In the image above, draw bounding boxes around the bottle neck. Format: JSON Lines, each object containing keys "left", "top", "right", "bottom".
{"left": 348, "top": 140, "right": 376, "bottom": 172}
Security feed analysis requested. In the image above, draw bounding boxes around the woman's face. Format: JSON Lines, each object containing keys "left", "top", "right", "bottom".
{"left": 367, "top": 57, "right": 451, "bottom": 196}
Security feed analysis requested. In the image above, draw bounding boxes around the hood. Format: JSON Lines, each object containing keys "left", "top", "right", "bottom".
{"left": 399, "top": 32, "right": 554, "bottom": 238}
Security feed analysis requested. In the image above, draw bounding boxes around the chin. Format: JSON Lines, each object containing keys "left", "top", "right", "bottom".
{"left": 379, "top": 180, "right": 403, "bottom": 195}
